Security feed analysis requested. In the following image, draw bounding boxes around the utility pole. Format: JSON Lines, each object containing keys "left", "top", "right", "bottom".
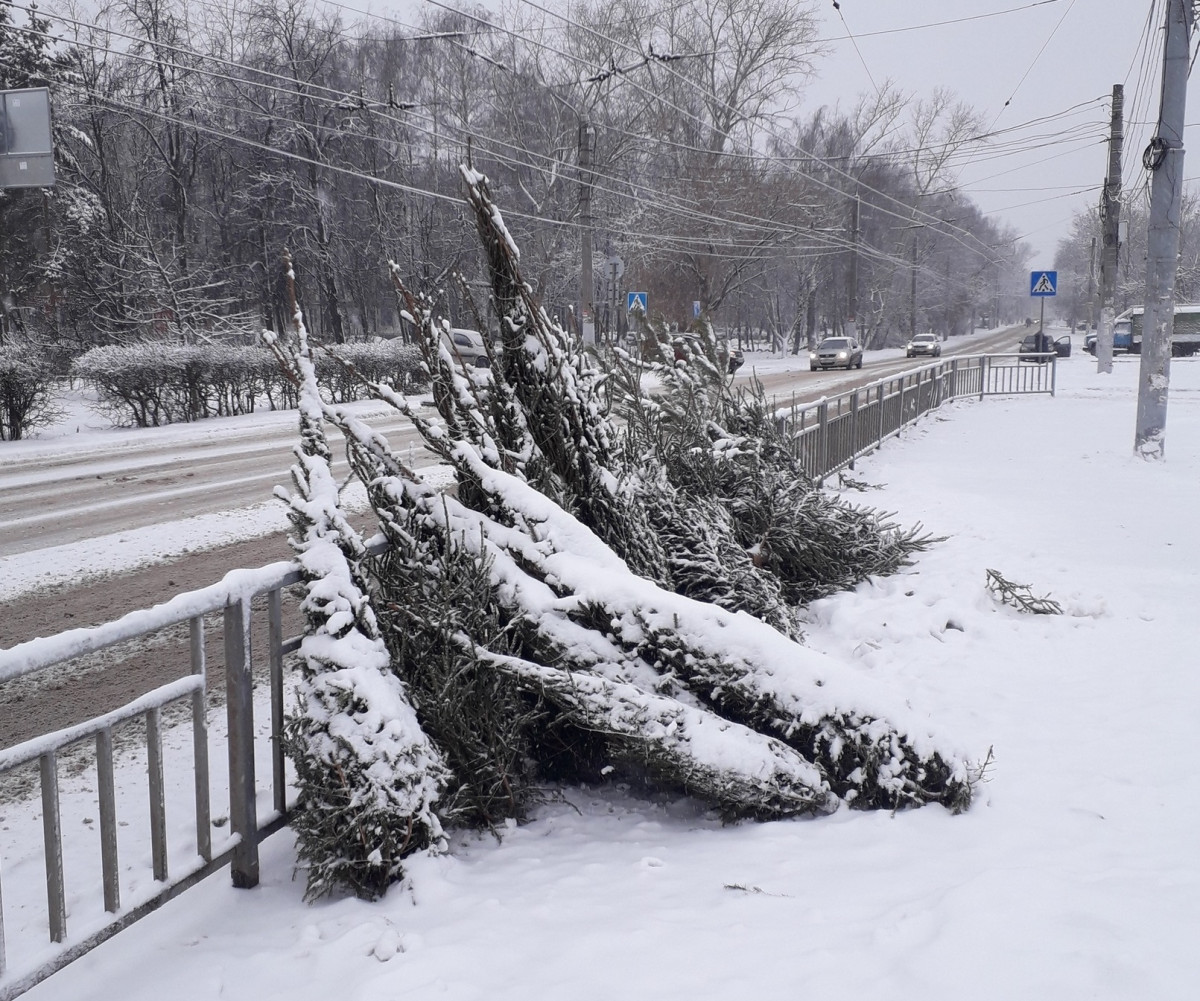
{"left": 909, "top": 237, "right": 918, "bottom": 338}
{"left": 1135, "top": 0, "right": 1192, "bottom": 458}
{"left": 578, "top": 119, "right": 595, "bottom": 345}
{"left": 1086, "top": 235, "right": 1096, "bottom": 333}
{"left": 846, "top": 192, "right": 860, "bottom": 342}
{"left": 1096, "top": 84, "right": 1123, "bottom": 374}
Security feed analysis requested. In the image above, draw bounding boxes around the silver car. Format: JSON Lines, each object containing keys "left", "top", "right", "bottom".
{"left": 441, "top": 328, "right": 491, "bottom": 368}
{"left": 906, "top": 333, "right": 941, "bottom": 358}
{"left": 810, "top": 337, "right": 863, "bottom": 371}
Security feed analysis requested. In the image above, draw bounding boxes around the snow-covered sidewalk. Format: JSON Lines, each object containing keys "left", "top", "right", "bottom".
{"left": 10, "top": 348, "right": 1200, "bottom": 1001}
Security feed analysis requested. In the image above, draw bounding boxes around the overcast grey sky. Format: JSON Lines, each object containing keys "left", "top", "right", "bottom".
{"left": 800, "top": 0, "right": 1192, "bottom": 263}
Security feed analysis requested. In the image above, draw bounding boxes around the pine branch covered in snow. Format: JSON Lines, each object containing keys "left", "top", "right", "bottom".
{"left": 274, "top": 172, "right": 973, "bottom": 830}
{"left": 475, "top": 651, "right": 837, "bottom": 821}
{"left": 326, "top": 400, "right": 969, "bottom": 815}
{"left": 614, "top": 321, "right": 938, "bottom": 608}
{"left": 266, "top": 300, "right": 446, "bottom": 901}
{"left": 454, "top": 167, "right": 670, "bottom": 584}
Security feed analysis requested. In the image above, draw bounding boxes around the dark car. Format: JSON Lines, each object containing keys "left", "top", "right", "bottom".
{"left": 906, "top": 333, "right": 942, "bottom": 358}
{"left": 1018, "top": 332, "right": 1071, "bottom": 362}
{"left": 810, "top": 336, "right": 863, "bottom": 371}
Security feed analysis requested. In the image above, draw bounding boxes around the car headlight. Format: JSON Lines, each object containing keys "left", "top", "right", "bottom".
{"left": 837, "top": 351, "right": 847, "bottom": 359}
{"left": 809, "top": 351, "right": 817, "bottom": 360}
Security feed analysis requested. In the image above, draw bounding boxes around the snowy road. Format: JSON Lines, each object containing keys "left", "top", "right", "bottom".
{"left": 0, "top": 326, "right": 1023, "bottom": 563}
{"left": 0, "top": 409, "right": 433, "bottom": 559}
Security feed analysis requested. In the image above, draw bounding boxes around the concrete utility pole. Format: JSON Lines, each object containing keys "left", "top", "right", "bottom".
{"left": 1096, "top": 84, "right": 1123, "bottom": 374}
{"left": 909, "top": 237, "right": 918, "bottom": 338}
{"left": 846, "top": 192, "right": 860, "bottom": 341}
{"left": 1134, "top": 0, "right": 1192, "bottom": 458}
{"left": 1086, "top": 235, "right": 1095, "bottom": 332}
{"left": 578, "top": 120, "right": 595, "bottom": 345}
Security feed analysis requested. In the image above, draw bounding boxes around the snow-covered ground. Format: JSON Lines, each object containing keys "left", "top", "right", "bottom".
{"left": 8, "top": 339, "right": 1200, "bottom": 1000}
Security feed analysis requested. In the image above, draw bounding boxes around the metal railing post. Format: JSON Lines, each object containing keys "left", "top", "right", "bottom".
{"left": 1051, "top": 353, "right": 1057, "bottom": 397}
{"left": 816, "top": 400, "right": 829, "bottom": 482}
{"left": 848, "top": 390, "right": 860, "bottom": 470}
{"left": 950, "top": 358, "right": 959, "bottom": 400}
{"left": 190, "top": 616, "right": 211, "bottom": 863}
{"left": 980, "top": 355, "right": 988, "bottom": 399}
{"left": 268, "top": 587, "right": 287, "bottom": 816}
{"left": 224, "top": 597, "right": 259, "bottom": 889}
{"left": 40, "top": 752, "right": 66, "bottom": 943}
{"left": 146, "top": 707, "right": 168, "bottom": 882}
{"left": 96, "top": 727, "right": 120, "bottom": 913}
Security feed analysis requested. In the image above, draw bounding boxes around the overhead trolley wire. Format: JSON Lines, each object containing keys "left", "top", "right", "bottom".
{"left": 5, "top": 0, "right": 1051, "bottom": 278}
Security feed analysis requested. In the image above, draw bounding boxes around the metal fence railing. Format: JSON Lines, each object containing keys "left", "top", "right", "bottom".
{"left": 0, "top": 349, "right": 1055, "bottom": 998}
{"left": 773, "top": 352, "right": 1056, "bottom": 482}
{"left": 0, "top": 560, "right": 307, "bottom": 1000}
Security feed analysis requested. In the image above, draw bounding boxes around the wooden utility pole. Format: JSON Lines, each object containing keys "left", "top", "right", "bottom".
{"left": 1096, "top": 84, "right": 1123, "bottom": 373}
{"left": 578, "top": 120, "right": 595, "bottom": 344}
{"left": 1135, "top": 0, "right": 1192, "bottom": 458}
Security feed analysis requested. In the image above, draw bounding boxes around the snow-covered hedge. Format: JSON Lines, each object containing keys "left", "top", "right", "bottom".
{"left": 0, "top": 345, "right": 59, "bottom": 440}
{"left": 72, "top": 340, "right": 426, "bottom": 427}
{"left": 319, "top": 341, "right": 427, "bottom": 404}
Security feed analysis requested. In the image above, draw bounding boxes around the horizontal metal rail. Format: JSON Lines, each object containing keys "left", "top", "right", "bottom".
{"left": 774, "top": 352, "right": 1054, "bottom": 481}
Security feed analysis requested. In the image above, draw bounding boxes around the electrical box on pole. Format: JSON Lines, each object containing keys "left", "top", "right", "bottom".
{"left": 0, "top": 87, "right": 56, "bottom": 189}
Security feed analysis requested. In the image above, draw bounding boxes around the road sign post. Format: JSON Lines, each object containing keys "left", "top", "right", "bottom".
{"left": 1030, "top": 270, "right": 1058, "bottom": 349}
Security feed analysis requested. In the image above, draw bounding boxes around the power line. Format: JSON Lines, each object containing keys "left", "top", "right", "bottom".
{"left": 4, "top": 0, "right": 1038, "bottom": 283}
{"left": 817, "top": 1, "right": 1067, "bottom": 42}
{"left": 986, "top": 0, "right": 1080, "bottom": 131}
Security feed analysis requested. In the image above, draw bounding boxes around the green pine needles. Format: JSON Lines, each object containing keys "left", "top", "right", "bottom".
{"left": 274, "top": 168, "right": 974, "bottom": 901}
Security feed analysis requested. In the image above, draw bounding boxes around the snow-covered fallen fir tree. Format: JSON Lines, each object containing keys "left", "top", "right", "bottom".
{"left": 267, "top": 269, "right": 446, "bottom": 901}
{"left": 273, "top": 167, "right": 975, "bottom": 899}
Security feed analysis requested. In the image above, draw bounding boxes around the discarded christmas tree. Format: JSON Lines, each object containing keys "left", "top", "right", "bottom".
{"left": 268, "top": 268, "right": 446, "bottom": 901}
{"left": 277, "top": 167, "right": 974, "bottom": 899}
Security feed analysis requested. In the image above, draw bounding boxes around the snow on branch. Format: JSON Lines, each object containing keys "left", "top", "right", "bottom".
{"left": 265, "top": 274, "right": 446, "bottom": 901}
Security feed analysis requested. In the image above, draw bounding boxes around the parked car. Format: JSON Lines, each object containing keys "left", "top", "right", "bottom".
{"left": 1018, "top": 331, "right": 1071, "bottom": 362}
{"left": 441, "top": 327, "right": 491, "bottom": 368}
{"left": 810, "top": 336, "right": 863, "bottom": 371}
{"left": 1084, "top": 330, "right": 1097, "bottom": 354}
{"left": 906, "top": 333, "right": 942, "bottom": 358}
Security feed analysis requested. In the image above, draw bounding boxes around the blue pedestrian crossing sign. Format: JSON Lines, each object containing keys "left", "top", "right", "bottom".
{"left": 1029, "top": 271, "right": 1058, "bottom": 297}
{"left": 627, "top": 291, "right": 648, "bottom": 313}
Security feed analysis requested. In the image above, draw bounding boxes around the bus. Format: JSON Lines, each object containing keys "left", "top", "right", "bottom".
{"left": 1112, "top": 305, "right": 1200, "bottom": 356}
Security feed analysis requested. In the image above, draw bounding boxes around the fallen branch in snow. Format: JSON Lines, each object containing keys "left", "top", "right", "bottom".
{"left": 985, "top": 569, "right": 1063, "bottom": 615}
